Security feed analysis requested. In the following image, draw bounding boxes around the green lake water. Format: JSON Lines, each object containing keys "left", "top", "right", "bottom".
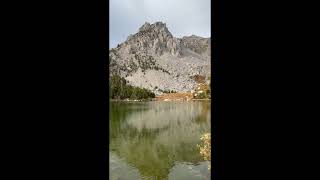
{"left": 110, "top": 101, "right": 211, "bottom": 180}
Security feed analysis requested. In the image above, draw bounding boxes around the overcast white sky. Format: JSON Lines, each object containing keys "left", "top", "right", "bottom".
{"left": 110, "top": 0, "right": 211, "bottom": 48}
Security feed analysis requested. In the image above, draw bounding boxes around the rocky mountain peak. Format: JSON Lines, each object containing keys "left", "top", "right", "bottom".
{"left": 123, "top": 22, "right": 180, "bottom": 56}
{"left": 139, "top": 22, "right": 151, "bottom": 31}
{"left": 109, "top": 22, "right": 210, "bottom": 93}
{"left": 115, "top": 22, "right": 210, "bottom": 58}
{"left": 137, "top": 21, "right": 172, "bottom": 38}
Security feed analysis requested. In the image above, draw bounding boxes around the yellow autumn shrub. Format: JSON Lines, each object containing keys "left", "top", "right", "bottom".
{"left": 198, "top": 133, "right": 211, "bottom": 170}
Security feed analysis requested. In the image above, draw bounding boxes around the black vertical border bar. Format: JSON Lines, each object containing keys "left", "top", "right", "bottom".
{"left": 213, "top": 0, "right": 225, "bottom": 179}
{"left": 212, "top": 0, "right": 216, "bottom": 178}
{"left": 212, "top": 0, "right": 216, "bottom": 177}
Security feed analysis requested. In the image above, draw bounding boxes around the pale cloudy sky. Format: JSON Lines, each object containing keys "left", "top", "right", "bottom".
{"left": 110, "top": 0, "right": 211, "bottom": 48}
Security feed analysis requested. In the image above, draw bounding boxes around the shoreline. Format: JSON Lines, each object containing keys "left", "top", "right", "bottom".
{"left": 110, "top": 92, "right": 211, "bottom": 102}
{"left": 110, "top": 98, "right": 211, "bottom": 102}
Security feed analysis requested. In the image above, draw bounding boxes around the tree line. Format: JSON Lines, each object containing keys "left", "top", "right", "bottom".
{"left": 110, "top": 75, "right": 155, "bottom": 100}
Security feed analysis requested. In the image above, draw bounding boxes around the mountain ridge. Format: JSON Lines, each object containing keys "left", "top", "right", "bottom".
{"left": 109, "top": 22, "right": 211, "bottom": 94}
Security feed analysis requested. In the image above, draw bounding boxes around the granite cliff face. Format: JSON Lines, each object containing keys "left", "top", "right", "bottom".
{"left": 109, "top": 22, "right": 210, "bottom": 94}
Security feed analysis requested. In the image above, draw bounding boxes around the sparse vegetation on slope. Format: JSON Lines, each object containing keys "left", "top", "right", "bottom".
{"left": 193, "top": 82, "right": 211, "bottom": 99}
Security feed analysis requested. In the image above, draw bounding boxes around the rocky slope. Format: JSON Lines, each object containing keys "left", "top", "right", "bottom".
{"left": 109, "top": 22, "right": 210, "bottom": 94}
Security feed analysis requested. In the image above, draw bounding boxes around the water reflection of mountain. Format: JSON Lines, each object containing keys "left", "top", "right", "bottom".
{"left": 110, "top": 102, "right": 211, "bottom": 179}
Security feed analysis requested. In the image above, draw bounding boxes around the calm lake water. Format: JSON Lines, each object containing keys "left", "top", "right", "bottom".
{"left": 110, "top": 101, "right": 211, "bottom": 180}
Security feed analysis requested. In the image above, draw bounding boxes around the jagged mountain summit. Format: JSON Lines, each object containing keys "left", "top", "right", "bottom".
{"left": 109, "top": 22, "right": 211, "bottom": 94}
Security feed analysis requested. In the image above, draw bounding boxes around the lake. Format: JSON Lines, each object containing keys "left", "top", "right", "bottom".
{"left": 110, "top": 101, "right": 211, "bottom": 180}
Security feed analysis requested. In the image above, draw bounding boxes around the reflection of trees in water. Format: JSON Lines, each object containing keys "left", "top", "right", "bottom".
{"left": 109, "top": 102, "right": 211, "bottom": 179}
{"left": 194, "top": 101, "right": 211, "bottom": 124}
{"left": 109, "top": 102, "right": 150, "bottom": 139}
{"left": 112, "top": 132, "right": 204, "bottom": 179}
